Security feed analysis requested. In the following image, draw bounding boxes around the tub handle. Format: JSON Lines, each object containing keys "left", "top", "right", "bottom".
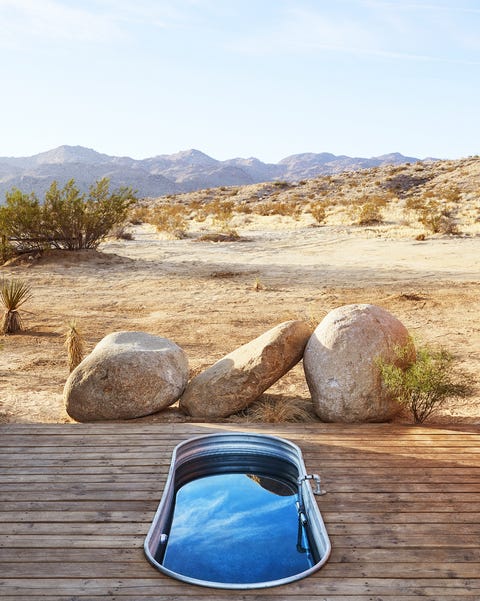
{"left": 298, "top": 473, "right": 326, "bottom": 496}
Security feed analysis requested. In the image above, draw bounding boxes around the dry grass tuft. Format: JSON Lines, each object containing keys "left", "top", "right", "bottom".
{"left": 65, "top": 320, "right": 85, "bottom": 372}
{"left": 242, "top": 395, "right": 315, "bottom": 423}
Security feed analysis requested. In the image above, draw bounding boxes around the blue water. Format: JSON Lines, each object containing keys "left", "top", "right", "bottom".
{"left": 161, "top": 473, "right": 314, "bottom": 584}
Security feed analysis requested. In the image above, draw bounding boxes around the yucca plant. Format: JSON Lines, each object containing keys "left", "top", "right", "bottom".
{"left": 0, "top": 278, "right": 32, "bottom": 334}
{"left": 65, "top": 320, "right": 84, "bottom": 372}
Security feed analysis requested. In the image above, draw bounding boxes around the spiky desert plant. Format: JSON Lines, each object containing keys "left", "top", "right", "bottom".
{"left": 0, "top": 278, "right": 32, "bottom": 334}
{"left": 65, "top": 320, "right": 85, "bottom": 372}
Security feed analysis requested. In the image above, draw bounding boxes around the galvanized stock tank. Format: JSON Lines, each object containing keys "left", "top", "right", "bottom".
{"left": 144, "top": 432, "right": 331, "bottom": 589}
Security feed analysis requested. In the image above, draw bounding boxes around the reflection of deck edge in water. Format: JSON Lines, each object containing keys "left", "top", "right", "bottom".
{"left": 144, "top": 433, "right": 331, "bottom": 589}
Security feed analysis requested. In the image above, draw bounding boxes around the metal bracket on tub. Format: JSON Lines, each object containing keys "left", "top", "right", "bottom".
{"left": 298, "top": 473, "right": 326, "bottom": 496}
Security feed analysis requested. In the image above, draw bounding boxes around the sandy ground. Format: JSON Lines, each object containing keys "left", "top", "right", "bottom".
{"left": 0, "top": 219, "right": 479, "bottom": 426}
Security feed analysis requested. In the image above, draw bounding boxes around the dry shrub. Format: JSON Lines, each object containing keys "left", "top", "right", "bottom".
{"left": 65, "top": 320, "right": 84, "bottom": 372}
{"left": 209, "top": 199, "right": 234, "bottom": 225}
{"left": 197, "top": 231, "right": 241, "bottom": 242}
{"left": 243, "top": 395, "right": 314, "bottom": 423}
{"left": 440, "top": 185, "right": 461, "bottom": 203}
{"left": 128, "top": 205, "right": 151, "bottom": 225}
{"left": 253, "top": 200, "right": 301, "bottom": 219}
{"left": 309, "top": 201, "right": 328, "bottom": 224}
{"left": 149, "top": 204, "right": 188, "bottom": 238}
{"left": 1, "top": 278, "right": 32, "bottom": 334}
{"left": 235, "top": 203, "right": 253, "bottom": 214}
{"left": 110, "top": 224, "right": 133, "bottom": 240}
{"left": 253, "top": 276, "right": 264, "bottom": 291}
{"left": 418, "top": 200, "right": 460, "bottom": 234}
{"left": 350, "top": 202, "right": 384, "bottom": 225}
{"left": 404, "top": 195, "right": 426, "bottom": 213}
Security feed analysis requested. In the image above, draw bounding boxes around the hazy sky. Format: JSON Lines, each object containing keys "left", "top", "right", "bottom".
{"left": 1, "top": 0, "right": 479, "bottom": 162}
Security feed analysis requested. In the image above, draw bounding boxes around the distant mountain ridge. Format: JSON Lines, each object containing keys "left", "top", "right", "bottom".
{"left": 0, "top": 145, "right": 428, "bottom": 200}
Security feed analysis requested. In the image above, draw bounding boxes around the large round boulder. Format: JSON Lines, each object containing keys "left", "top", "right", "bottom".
{"left": 64, "top": 331, "right": 189, "bottom": 422}
{"left": 179, "top": 320, "right": 312, "bottom": 418}
{"left": 303, "top": 304, "right": 413, "bottom": 422}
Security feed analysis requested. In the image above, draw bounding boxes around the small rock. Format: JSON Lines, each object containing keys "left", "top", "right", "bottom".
{"left": 303, "top": 304, "right": 413, "bottom": 422}
{"left": 179, "top": 320, "right": 312, "bottom": 418}
{"left": 64, "top": 331, "right": 189, "bottom": 421}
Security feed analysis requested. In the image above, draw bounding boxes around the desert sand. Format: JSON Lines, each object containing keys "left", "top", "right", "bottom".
{"left": 0, "top": 212, "right": 479, "bottom": 426}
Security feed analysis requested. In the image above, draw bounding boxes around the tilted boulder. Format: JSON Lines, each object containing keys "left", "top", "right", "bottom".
{"left": 303, "top": 304, "right": 413, "bottom": 422}
{"left": 64, "top": 331, "right": 189, "bottom": 422}
{"left": 179, "top": 320, "right": 312, "bottom": 418}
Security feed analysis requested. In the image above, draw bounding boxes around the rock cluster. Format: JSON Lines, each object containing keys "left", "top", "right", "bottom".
{"left": 64, "top": 305, "right": 412, "bottom": 423}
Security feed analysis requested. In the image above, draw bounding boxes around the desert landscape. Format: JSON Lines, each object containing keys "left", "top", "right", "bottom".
{"left": 1, "top": 157, "right": 479, "bottom": 426}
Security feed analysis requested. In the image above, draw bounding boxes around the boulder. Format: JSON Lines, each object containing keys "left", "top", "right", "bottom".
{"left": 179, "top": 320, "right": 312, "bottom": 418}
{"left": 64, "top": 331, "right": 189, "bottom": 422}
{"left": 303, "top": 304, "right": 413, "bottom": 422}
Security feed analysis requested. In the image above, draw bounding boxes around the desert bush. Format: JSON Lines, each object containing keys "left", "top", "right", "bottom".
{"left": 404, "top": 194, "right": 426, "bottom": 213}
{"left": 253, "top": 276, "right": 264, "bottom": 291}
{"left": 253, "top": 200, "right": 301, "bottom": 219}
{"left": 0, "top": 236, "right": 16, "bottom": 263}
{"left": 418, "top": 199, "right": 459, "bottom": 234}
{"left": 149, "top": 204, "right": 188, "bottom": 238}
{"left": 128, "top": 205, "right": 151, "bottom": 225}
{"left": 350, "top": 201, "right": 384, "bottom": 225}
{"left": 109, "top": 225, "right": 133, "bottom": 240}
{"left": 0, "top": 278, "right": 32, "bottom": 334}
{"left": 65, "top": 320, "right": 85, "bottom": 372}
{"left": 210, "top": 200, "right": 235, "bottom": 227}
{"left": 235, "top": 202, "right": 253, "bottom": 214}
{"left": 196, "top": 231, "right": 240, "bottom": 242}
{"left": 0, "top": 190, "right": 44, "bottom": 254}
{"left": 309, "top": 201, "right": 328, "bottom": 224}
{"left": 0, "top": 179, "right": 136, "bottom": 254}
{"left": 440, "top": 185, "right": 461, "bottom": 203}
{"left": 378, "top": 343, "right": 470, "bottom": 423}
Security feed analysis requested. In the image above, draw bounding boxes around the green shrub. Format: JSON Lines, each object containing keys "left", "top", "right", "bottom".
{"left": 0, "top": 190, "right": 44, "bottom": 254}
{"left": 0, "top": 178, "right": 136, "bottom": 255}
{"left": 378, "top": 343, "right": 470, "bottom": 423}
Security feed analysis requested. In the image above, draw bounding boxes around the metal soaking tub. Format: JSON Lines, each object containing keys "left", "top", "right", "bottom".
{"left": 144, "top": 432, "right": 331, "bottom": 589}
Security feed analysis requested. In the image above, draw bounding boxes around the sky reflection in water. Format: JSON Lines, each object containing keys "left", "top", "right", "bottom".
{"left": 162, "top": 473, "right": 314, "bottom": 584}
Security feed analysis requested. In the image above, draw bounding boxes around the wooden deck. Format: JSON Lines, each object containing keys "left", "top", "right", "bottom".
{"left": 1, "top": 422, "right": 479, "bottom": 600}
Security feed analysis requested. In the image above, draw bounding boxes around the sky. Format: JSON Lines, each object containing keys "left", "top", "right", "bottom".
{"left": 0, "top": 0, "right": 479, "bottom": 163}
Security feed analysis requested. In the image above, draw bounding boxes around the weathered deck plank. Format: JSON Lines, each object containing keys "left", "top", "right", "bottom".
{"left": 1, "top": 422, "right": 479, "bottom": 599}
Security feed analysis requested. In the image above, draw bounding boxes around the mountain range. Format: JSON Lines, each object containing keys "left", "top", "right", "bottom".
{"left": 0, "top": 145, "right": 429, "bottom": 200}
